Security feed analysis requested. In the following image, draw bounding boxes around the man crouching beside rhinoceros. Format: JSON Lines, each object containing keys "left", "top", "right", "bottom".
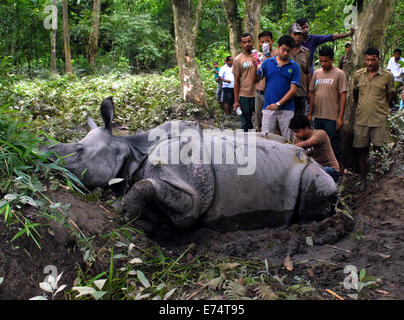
{"left": 48, "top": 97, "right": 337, "bottom": 232}
{"left": 289, "top": 115, "right": 340, "bottom": 183}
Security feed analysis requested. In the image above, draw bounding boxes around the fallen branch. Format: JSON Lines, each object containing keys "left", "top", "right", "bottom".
{"left": 324, "top": 244, "right": 352, "bottom": 254}
{"left": 325, "top": 289, "right": 344, "bottom": 300}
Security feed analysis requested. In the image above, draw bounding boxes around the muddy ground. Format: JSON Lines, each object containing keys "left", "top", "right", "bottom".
{"left": 0, "top": 114, "right": 403, "bottom": 299}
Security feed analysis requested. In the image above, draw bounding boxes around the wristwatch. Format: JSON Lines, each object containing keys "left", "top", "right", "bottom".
{"left": 276, "top": 102, "right": 281, "bottom": 107}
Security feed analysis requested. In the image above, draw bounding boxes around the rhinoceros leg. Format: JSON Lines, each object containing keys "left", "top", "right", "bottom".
{"left": 122, "top": 178, "right": 200, "bottom": 229}
{"left": 122, "top": 179, "right": 156, "bottom": 219}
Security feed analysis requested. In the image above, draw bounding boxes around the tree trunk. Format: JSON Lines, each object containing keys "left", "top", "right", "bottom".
{"left": 50, "top": 0, "right": 57, "bottom": 74}
{"left": 62, "top": 0, "right": 72, "bottom": 73}
{"left": 172, "top": 0, "right": 208, "bottom": 108}
{"left": 283, "top": 0, "right": 287, "bottom": 14}
{"left": 88, "top": 0, "right": 101, "bottom": 71}
{"left": 342, "top": 0, "right": 395, "bottom": 170}
{"left": 244, "top": 0, "right": 261, "bottom": 49}
{"left": 221, "top": 0, "right": 242, "bottom": 58}
{"left": 192, "top": 0, "right": 203, "bottom": 46}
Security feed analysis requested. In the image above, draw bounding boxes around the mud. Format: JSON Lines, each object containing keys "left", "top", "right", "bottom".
{"left": 0, "top": 161, "right": 403, "bottom": 299}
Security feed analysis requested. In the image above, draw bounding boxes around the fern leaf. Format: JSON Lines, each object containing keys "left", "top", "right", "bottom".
{"left": 254, "top": 284, "right": 279, "bottom": 300}
{"left": 206, "top": 274, "right": 226, "bottom": 291}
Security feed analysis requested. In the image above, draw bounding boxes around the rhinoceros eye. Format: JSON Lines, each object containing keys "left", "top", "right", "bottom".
{"left": 76, "top": 146, "right": 84, "bottom": 154}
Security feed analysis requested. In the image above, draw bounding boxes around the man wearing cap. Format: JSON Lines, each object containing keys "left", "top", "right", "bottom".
{"left": 296, "top": 17, "right": 354, "bottom": 75}
{"left": 289, "top": 23, "right": 311, "bottom": 116}
{"left": 338, "top": 41, "right": 354, "bottom": 76}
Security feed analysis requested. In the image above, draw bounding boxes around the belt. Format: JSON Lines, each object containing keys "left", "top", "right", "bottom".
{"left": 256, "top": 90, "right": 264, "bottom": 95}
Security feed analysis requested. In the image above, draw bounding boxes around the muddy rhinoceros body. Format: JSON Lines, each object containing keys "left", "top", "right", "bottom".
{"left": 50, "top": 98, "right": 337, "bottom": 231}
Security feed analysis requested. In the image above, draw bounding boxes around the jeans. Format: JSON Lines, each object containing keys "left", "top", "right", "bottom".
{"left": 294, "top": 96, "right": 307, "bottom": 116}
{"left": 323, "top": 166, "right": 340, "bottom": 183}
{"left": 216, "top": 84, "right": 223, "bottom": 102}
{"left": 239, "top": 96, "right": 255, "bottom": 131}
{"left": 314, "top": 118, "right": 341, "bottom": 163}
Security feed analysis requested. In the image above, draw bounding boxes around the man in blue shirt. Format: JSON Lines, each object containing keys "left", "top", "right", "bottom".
{"left": 258, "top": 35, "right": 300, "bottom": 141}
{"left": 296, "top": 18, "right": 354, "bottom": 75}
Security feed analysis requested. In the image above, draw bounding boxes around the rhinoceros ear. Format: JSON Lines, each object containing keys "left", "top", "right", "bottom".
{"left": 86, "top": 113, "right": 98, "bottom": 130}
{"left": 100, "top": 97, "right": 114, "bottom": 132}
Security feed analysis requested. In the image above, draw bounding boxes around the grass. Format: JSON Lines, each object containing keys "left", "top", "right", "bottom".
{"left": 0, "top": 101, "right": 87, "bottom": 248}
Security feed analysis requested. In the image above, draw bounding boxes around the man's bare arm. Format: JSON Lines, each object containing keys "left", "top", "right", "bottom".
{"left": 233, "top": 74, "right": 241, "bottom": 110}
{"left": 333, "top": 29, "right": 354, "bottom": 40}
{"left": 337, "top": 91, "right": 347, "bottom": 130}
{"left": 295, "top": 134, "right": 320, "bottom": 148}
{"left": 308, "top": 90, "right": 315, "bottom": 121}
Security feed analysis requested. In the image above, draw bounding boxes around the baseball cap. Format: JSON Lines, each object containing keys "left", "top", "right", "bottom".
{"left": 289, "top": 23, "right": 303, "bottom": 34}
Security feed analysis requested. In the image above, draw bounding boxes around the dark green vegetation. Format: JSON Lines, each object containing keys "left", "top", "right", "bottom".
{"left": 2, "top": 0, "right": 403, "bottom": 76}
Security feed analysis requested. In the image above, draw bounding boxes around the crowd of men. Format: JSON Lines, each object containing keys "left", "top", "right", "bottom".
{"left": 213, "top": 18, "right": 403, "bottom": 188}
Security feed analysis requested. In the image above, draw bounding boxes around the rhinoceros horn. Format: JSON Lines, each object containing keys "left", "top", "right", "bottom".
{"left": 86, "top": 113, "right": 98, "bottom": 130}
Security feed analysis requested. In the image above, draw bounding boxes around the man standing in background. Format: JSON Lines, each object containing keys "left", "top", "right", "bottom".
{"left": 258, "top": 35, "right": 300, "bottom": 141}
{"left": 289, "top": 23, "right": 311, "bottom": 117}
{"left": 308, "top": 46, "right": 347, "bottom": 165}
{"left": 386, "top": 49, "right": 404, "bottom": 107}
{"left": 296, "top": 17, "right": 354, "bottom": 75}
{"left": 218, "top": 56, "right": 235, "bottom": 115}
{"left": 338, "top": 41, "right": 353, "bottom": 76}
{"left": 233, "top": 33, "right": 259, "bottom": 132}
{"left": 213, "top": 61, "right": 223, "bottom": 109}
{"left": 255, "top": 31, "right": 276, "bottom": 132}
{"left": 352, "top": 47, "right": 395, "bottom": 189}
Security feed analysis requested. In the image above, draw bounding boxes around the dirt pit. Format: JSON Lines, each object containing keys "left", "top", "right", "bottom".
{"left": 0, "top": 161, "right": 403, "bottom": 300}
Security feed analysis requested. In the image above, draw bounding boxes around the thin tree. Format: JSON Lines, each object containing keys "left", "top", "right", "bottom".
{"left": 62, "top": 0, "right": 72, "bottom": 73}
{"left": 221, "top": 0, "right": 242, "bottom": 57}
{"left": 172, "top": 0, "right": 208, "bottom": 108}
{"left": 192, "top": 0, "right": 203, "bottom": 47}
{"left": 50, "top": 0, "right": 57, "bottom": 74}
{"left": 88, "top": 0, "right": 101, "bottom": 71}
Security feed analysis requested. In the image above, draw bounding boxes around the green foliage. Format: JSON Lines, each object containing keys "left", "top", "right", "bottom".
{"left": 3, "top": 70, "right": 228, "bottom": 144}
{"left": 384, "top": 0, "right": 404, "bottom": 63}
{"left": 201, "top": 41, "right": 230, "bottom": 66}
{"left": 368, "top": 110, "right": 404, "bottom": 178}
{"left": 0, "top": 101, "right": 86, "bottom": 248}
{"left": 100, "top": 12, "right": 173, "bottom": 71}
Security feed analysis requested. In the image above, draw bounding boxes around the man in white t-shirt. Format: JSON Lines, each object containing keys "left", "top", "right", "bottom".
{"left": 386, "top": 48, "right": 404, "bottom": 105}
{"left": 219, "top": 56, "right": 235, "bottom": 115}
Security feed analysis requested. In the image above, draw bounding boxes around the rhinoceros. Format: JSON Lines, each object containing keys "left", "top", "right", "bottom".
{"left": 49, "top": 97, "right": 337, "bottom": 231}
